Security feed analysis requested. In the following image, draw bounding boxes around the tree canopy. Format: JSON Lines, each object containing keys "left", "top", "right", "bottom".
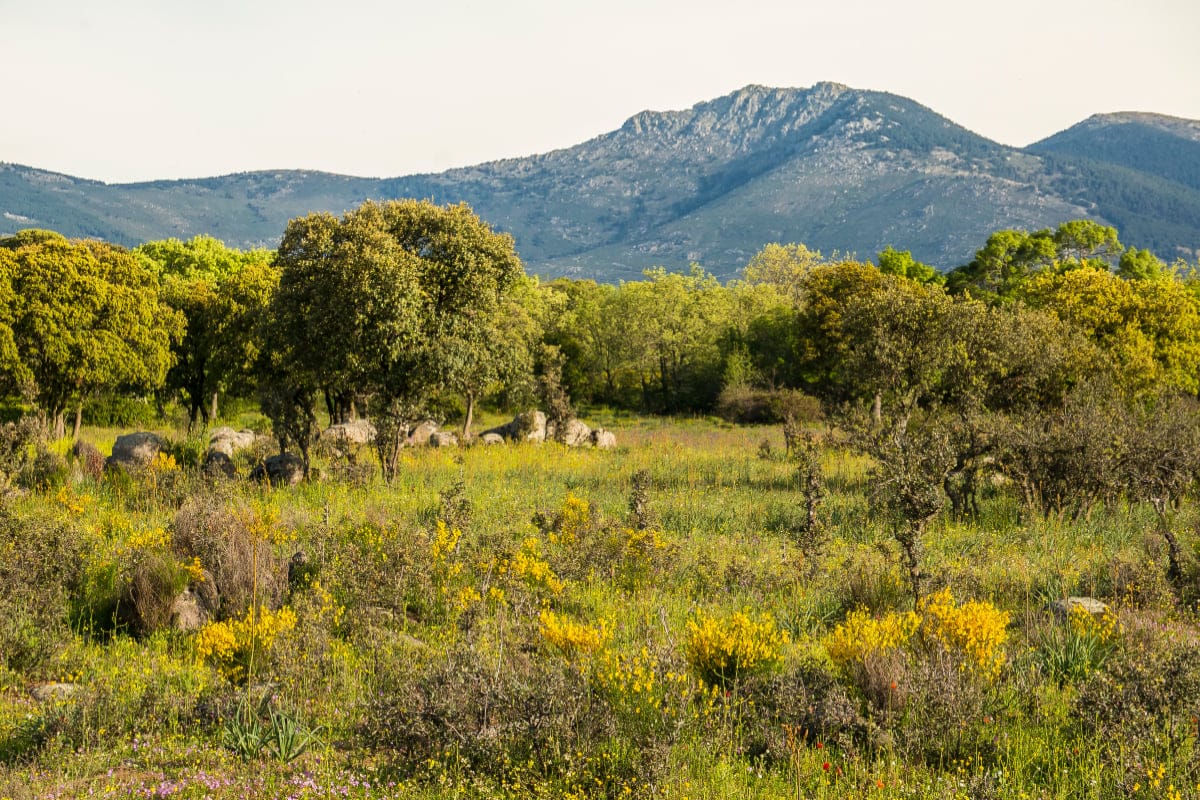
{"left": 134, "top": 236, "right": 278, "bottom": 427}
{"left": 260, "top": 200, "right": 526, "bottom": 478}
{"left": 0, "top": 231, "right": 182, "bottom": 437}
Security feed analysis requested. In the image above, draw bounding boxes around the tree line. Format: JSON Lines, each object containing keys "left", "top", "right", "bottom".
{"left": 3, "top": 206, "right": 1200, "bottom": 482}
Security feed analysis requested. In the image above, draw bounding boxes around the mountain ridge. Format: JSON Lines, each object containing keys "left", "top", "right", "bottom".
{"left": 3, "top": 83, "right": 1199, "bottom": 281}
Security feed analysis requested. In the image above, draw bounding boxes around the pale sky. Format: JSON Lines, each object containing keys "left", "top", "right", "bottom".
{"left": 3, "top": 0, "right": 1197, "bottom": 184}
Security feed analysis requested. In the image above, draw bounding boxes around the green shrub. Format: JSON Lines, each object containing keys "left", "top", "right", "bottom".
{"left": 81, "top": 394, "right": 158, "bottom": 428}
{"left": 0, "top": 417, "right": 42, "bottom": 490}
{"left": 15, "top": 448, "right": 68, "bottom": 492}
{"left": 167, "top": 434, "right": 208, "bottom": 470}
{"left": 736, "top": 657, "right": 867, "bottom": 763}
{"left": 0, "top": 508, "right": 81, "bottom": 674}
{"left": 715, "top": 385, "right": 823, "bottom": 425}
{"left": 1073, "top": 619, "right": 1200, "bottom": 738}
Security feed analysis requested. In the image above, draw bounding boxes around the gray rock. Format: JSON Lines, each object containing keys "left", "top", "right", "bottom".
{"left": 170, "top": 587, "right": 211, "bottom": 632}
{"left": 480, "top": 423, "right": 511, "bottom": 440}
{"left": 30, "top": 682, "right": 76, "bottom": 702}
{"left": 207, "top": 427, "right": 258, "bottom": 457}
{"left": 512, "top": 410, "right": 547, "bottom": 443}
{"left": 406, "top": 420, "right": 439, "bottom": 447}
{"left": 106, "top": 431, "right": 165, "bottom": 470}
{"left": 249, "top": 453, "right": 305, "bottom": 486}
{"left": 430, "top": 431, "right": 459, "bottom": 448}
{"left": 201, "top": 449, "right": 237, "bottom": 478}
{"left": 591, "top": 428, "right": 617, "bottom": 449}
{"left": 1050, "top": 596, "right": 1111, "bottom": 620}
{"left": 480, "top": 432, "right": 505, "bottom": 445}
{"left": 322, "top": 420, "right": 377, "bottom": 446}
{"left": 559, "top": 418, "right": 592, "bottom": 446}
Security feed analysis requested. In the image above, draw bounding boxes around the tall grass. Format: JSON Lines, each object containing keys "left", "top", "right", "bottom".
{"left": 0, "top": 415, "right": 1197, "bottom": 798}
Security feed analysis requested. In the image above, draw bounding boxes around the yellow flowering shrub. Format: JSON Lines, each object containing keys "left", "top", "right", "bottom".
{"left": 455, "top": 585, "right": 482, "bottom": 610}
{"left": 623, "top": 527, "right": 667, "bottom": 560}
{"left": 685, "top": 609, "right": 788, "bottom": 687}
{"left": 825, "top": 590, "right": 1010, "bottom": 681}
{"left": 611, "top": 527, "right": 671, "bottom": 590}
{"left": 430, "top": 520, "right": 465, "bottom": 596}
{"left": 308, "top": 578, "right": 345, "bottom": 627}
{"left": 920, "top": 588, "right": 1011, "bottom": 679}
{"left": 1068, "top": 602, "right": 1120, "bottom": 643}
{"left": 552, "top": 492, "right": 591, "bottom": 545}
{"left": 825, "top": 608, "right": 921, "bottom": 668}
{"left": 195, "top": 620, "right": 237, "bottom": 662}
{"left": 121, "top": 525, "right": 171, "bottom": 556}
{"left": 54, "top": 486, "right": 92, "bottom": 515}
{"left": 183, "top": 556, "right": 206, "bottom": 584}
{"left": 431, "top": 519, "right": 463, "bottom": 562}
{"left": 195, "top": 605, "right": 297, "bottom": 681}
{"left": 540, "top": 610, "right": 611, "bottom": 659}
{"left": 594, "top": 646, "right": 692, "bottom": 731}
{"left": 236, "top": 499, "right": 289, "bottom": 546}
{"left": 148, "top": 452, "right": 179, "bottom": 474}
{"left": 509, "top": 536, "right": 564, "bottom": 595}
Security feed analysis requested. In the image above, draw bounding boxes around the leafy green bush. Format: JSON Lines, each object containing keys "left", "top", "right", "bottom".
{"left": 0, "top": 416, "right": 42, "bottom": 489}
{"left": 1073, "top": 619, "right": 1200, "bottom": 738}
{"left": 715, "top": 385, "right": 823, "bottom": 425}
{"left": 81, "top": 394, "right": 158, "bottom": 428}
{"left": 167, "top": 434, "right": 208, "bottom": 470}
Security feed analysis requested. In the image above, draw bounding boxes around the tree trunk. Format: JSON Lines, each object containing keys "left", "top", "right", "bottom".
{"left": 462, "top": 393, "right": 476, "bottom": 441}
{"left": 72, "top": 403, "right": 83, "bottom": 440}
{"left": 1153, "top": 500, "right": 1184, "bottom": 592}
{"left": 898, "top": 522, "right": 924, "bottom": 606}
{"left": 324, "top": 388, "right": 336, "bottom": 423}
{"left": 211, "top": 391, "right": 220, "bottom": 423}
{"left": 872, "top": 393, "right": 883, "bottom": 426}
{"left": 659, "top": 354, "right": 671, "bottom": 411}
{"left": 52, "top": 409, "right": 66, "bottom": 440}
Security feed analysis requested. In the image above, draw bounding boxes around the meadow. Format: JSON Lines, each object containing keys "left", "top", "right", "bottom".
{"left": 1, "top": 410, "right": 1197, "bottom": 800}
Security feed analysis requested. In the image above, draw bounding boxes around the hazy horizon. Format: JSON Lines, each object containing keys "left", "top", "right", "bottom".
{"left": 3, "top": 0, "right": 1197, "bottom": 184}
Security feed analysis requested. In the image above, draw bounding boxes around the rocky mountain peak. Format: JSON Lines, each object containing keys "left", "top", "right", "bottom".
{"left": 3, "top": 85, "right": 1198, "bottom": 280}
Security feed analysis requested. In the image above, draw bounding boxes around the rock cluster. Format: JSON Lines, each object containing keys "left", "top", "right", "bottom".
{"left": 202, "top": 427, "right": 266, "bottom": 477}
{"left": 249, "top": 453, "right": 305, "bottom": 486}
{"left": 102, "top": 409, "right": 616, "bottom": 490}
{"left": 482, "top": 411, "right": 616, "bottom": 449}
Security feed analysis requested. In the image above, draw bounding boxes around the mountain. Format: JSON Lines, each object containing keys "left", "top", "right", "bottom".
{"left": 3, "top": 84, "right": 1199, "bottom": 281}
{"left": 1027, "top": 113, "right": 1200, "bottom": 258}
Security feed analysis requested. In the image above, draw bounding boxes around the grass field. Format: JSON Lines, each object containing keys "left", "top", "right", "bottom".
{"left": 1, "top": 413, "right": 1198, "bottom": 799}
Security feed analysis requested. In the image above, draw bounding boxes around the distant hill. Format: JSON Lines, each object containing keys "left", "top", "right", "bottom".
{"left": 4, "top": 84, "right": 1200, "bottom": 281}
{"left": 1027, "top": 113, "right": 1200, "bottom": 259}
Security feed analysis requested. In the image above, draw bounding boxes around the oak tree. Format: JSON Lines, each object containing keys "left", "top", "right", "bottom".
{"left": 0, "top": 231, "right": 182, "bottom": 438}
{"left": 135, "top": 236, "right": 278, "bottom": 427}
